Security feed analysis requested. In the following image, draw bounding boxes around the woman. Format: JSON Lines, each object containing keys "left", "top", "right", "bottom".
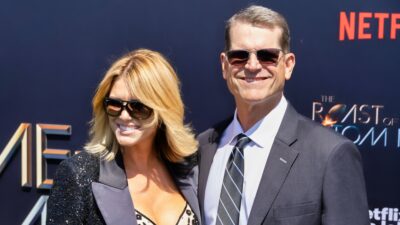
{"left": 47, "top": 49, "right": 200, "bottom": 225}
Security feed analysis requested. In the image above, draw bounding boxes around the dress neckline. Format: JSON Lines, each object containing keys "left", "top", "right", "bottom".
{"left": 135, "top": 202, "right": 189, "bottom": 225}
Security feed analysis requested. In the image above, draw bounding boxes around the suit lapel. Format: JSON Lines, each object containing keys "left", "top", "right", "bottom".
{"left": 92, "top": 153, "right": 137, "bottom": 225}
{"left": 198, "top": 135, "right": 219, "bottom": 211}
{"left": 247, "top": 140, "right": 299, "bottom": 224}
{"left": 198, "top": 118, "right": 232, "bottom": 214}
{"left": 247, "top": 104, "right": 300, "bottom": 225}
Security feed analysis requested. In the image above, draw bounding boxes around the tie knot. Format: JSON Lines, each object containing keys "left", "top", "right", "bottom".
{"left": 235, "top": 134, "right": 251, "bottom": 149}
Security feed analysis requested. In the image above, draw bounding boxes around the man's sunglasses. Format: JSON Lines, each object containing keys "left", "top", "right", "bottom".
{"left": 226, "top": 48, "right": 283, "bottom": 66}
{"left": 103, "top": 97, "right": 153, "bottom": 120}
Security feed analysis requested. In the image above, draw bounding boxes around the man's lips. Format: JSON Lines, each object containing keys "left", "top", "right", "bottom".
{"left": 238, "top": 77, "right": 268, "bottom": 82}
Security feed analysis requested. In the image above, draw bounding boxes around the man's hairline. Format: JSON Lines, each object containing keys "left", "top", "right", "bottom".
{"left": 226, "top": 20, "right": 285, "bottom": 51}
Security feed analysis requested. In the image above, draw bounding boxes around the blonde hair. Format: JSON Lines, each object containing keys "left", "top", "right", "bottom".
{"left": 84, "top": 49, "right": 198, "bottom": 162}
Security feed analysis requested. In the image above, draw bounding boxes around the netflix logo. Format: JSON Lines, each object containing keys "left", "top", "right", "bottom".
{"left": 339, "top": 11, "right": 400, "bottom": 41}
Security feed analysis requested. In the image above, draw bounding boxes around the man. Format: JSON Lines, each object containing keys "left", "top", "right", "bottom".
{"left": 197, "top": 5, "right": 369, "bottom": 225}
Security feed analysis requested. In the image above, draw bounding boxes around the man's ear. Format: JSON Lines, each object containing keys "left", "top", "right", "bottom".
{"left": 284, "top": 52, "right": 295, "bottom": 80}
{"left": 221, "top": 52, "right": 229, "bottom": 80}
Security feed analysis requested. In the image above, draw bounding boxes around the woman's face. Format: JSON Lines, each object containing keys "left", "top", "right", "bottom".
{"left": 106, "top": 77, "right": 157, "bottom": 150}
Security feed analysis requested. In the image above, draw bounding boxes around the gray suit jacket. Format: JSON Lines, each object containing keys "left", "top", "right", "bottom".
{"left": 47, "top": 151, "right": 201, "bottom": 225}
{"left": 197, "top": 104, "right": 369, "bottom": 225}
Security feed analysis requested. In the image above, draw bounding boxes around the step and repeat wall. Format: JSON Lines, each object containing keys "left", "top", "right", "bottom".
{"left": 0, "top": 0, "right": 399, "bottom": 224}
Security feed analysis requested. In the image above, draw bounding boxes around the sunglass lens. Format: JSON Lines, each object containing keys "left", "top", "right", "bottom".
{"left": 127, "top": 101, "right": 153, "bottom": 120}
{"left": 104, "top": 99, "right": 123, "bottom": 116}
{"left": 257, "top": 49, "right": 280, "bottom": 64}
{"left": 227, "top": 50, "right": 249, "bottom": 65}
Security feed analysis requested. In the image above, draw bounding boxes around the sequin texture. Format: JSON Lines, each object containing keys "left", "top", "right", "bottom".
{"left": 47, "top": 151, "right": 105, "bottom": 224}
{"left": 46, "top": 151, "right": 200, "bottom": 225}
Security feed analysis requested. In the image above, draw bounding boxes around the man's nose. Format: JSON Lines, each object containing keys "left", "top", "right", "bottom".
{"left": 245, "top": 52, "right": 262, "bottom": 71}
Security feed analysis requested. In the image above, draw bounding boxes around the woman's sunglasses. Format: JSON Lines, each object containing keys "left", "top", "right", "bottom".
{"left": 226, "top": 48, "right": 283, "bottom": 66}
{"left": 103, "top": 97, "right": 153, "bottom": 120}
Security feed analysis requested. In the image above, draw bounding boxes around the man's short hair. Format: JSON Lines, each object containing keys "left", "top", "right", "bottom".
{"left": 224, "top": 5, "right": 291, "bottom": 53}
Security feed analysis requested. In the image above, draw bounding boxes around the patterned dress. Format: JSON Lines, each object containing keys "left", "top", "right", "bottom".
{"left": 135, "top": 203, "right": 199, "bottom": 225}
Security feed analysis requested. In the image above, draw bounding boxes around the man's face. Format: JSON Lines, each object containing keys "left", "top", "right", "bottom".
{"left": 221, "top": 21, "right": 295, "bottom": 108}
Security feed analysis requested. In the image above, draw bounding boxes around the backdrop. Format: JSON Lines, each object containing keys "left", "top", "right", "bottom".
{"left": 0, "top": 0, "right": 399, "bottom": 224}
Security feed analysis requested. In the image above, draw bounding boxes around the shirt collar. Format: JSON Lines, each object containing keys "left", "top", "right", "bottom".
{"left": 226, "top": 96, "right": 288, "bottom": 148}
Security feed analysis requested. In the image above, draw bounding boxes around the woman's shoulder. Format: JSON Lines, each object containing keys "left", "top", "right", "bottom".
{"left": 48, "top": 151, "right": 102, "bottom": 224}
{"left": 166, "top": 153, "right": 198, "bottom": 191}
{"left": 56, "top": 151, "right": 100, "bottom": 181}
{"left": 167, "top": 153, "right": 198, "bottom": 178}
{"left": 65, "top": 150, "right": 99, "bottom": 165}
{"left": 60, "top": 151, "right": 99, "bottom": 168}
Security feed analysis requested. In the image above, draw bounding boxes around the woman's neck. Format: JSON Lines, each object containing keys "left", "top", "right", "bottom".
{"left": 122, "top": 144, "right": 161, "bottom": 173}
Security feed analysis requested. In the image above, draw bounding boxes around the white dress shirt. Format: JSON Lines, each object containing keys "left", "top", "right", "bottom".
{"left": 204, "top": 96, "right": 288, "bottom": 225}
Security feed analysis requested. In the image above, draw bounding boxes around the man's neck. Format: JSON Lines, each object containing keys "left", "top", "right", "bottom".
{"left": 235, "top": 94, "right": 282, "bottom": 132}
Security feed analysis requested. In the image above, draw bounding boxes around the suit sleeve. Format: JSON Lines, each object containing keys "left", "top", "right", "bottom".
{"left": 322, "top": 141, "right": 370, "bottom": 225}
{"left": 47, "top": 159, "right": 85, "bottom": 224}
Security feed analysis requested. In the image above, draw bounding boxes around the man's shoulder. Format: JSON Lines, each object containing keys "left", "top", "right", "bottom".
{"left": 296, "top": 113, "right": 348, "bottom": 141}
{"left": 197, "top": 128, "right": 213, "bottom": 145}
{"left": 290, "top": 111, "right": 357, "bottom": 157}
{"left": 197, "top": 117, "right": 233, "bottom": 145}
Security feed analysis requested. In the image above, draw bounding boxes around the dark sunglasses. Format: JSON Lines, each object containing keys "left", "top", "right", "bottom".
{"left": 103, "top": 97, "right": 153, "bottom": 120}
{"left": 226, "top": 48, "right": 283, "bottom": 66}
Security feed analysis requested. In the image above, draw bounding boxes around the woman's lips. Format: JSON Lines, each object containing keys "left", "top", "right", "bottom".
{"left": 117, "top": 124, "right": 139, "bottom": 133}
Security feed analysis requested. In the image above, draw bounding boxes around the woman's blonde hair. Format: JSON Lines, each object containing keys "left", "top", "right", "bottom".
{"left": 84, "top": 49, "right": 198, "bottom": 162}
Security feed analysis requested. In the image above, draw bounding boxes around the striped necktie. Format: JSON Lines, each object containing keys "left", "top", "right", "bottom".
{"left": 216, "top": 133, "right": 251, "bottom": 225}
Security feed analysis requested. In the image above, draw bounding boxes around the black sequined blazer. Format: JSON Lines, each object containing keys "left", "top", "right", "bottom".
{"left": 47, "top": 151, "right": 201, "bottom": 225}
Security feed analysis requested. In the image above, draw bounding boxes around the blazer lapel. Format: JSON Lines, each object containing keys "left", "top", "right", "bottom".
{"left": 198, "top": 135, "right": 218, "bottom": 211}
{"left": 247, "top": 104, "right": 300, "bottom": 225}
{"left": 198, "top": 118, "right": 232, "bottom": 214}
{"left": 172, "top": 165, "right": 202, "bottom": 225}
{"left": 91, "top": 153, "right": 137, "bottom": 225}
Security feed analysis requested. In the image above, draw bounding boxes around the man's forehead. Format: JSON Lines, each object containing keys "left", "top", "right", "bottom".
{"left": 230, "top": 20, "right": 282, "bottom": 33}
{"left": 228, "top": 22, "right": 283, "bottom": 50}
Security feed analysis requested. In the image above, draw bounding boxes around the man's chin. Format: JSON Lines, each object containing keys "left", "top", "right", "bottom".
{"left": 236, "top": 93, "right": 283, "bottom": 106}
